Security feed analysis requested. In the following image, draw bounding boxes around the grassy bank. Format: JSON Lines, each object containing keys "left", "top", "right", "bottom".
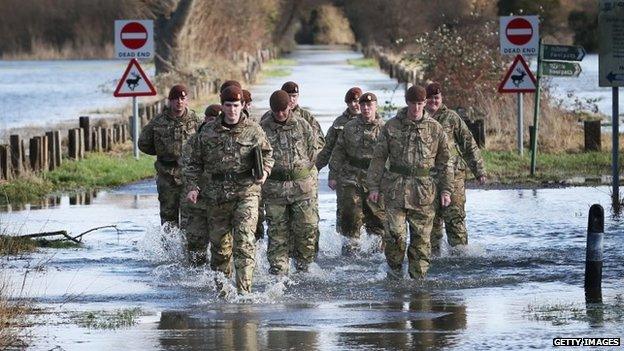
{"left": 0, "top": 144, "right": 155, "bottom": 205}
{"left": 483, "top": 150, "right": 622, "bottom": 185}
{"left": 347, "top": 57, "right": 377, "bottom": 68}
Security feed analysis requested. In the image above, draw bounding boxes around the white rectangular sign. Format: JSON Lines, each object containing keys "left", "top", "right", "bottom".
{"left": 500, "top": 16, "right": 539, "bottom": 56}
{"left": 599, "top": 0, "right": 624, "bottom": 87}
{"left": 114, "top": 20, "right": 154, "bottom": 60}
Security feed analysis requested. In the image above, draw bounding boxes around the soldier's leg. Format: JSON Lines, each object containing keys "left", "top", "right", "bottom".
{"left": 334, "top": 180, "right": 345, "bottom": 234}
{"left": 363, "top": 188, "right": 386, "bottom": 237}
{"left": 338, "top": 183, "right": 364, "bottom": 255}
{"left": 182, "top": 204, "right": 209, "bottom": 266}
{"left": 207, "top": 202, "right": 235, "bottom": 277}
{"left": 430, "top": 201, "right": 445, "bottom": 255}
{"left": 264, "top": 201, "right": 290, "bottom": 275}
{"left": 406, "top": 204, "right": 436, "bottom": 279}
{"left": 255, "top": 197, "right": 265, "bottom": 241}
{"left": 231, "top": 195, "right": 260, "bottom": 294}
{"left": 156, "top": 174, "right": 182, "bottom": 226}
{"left": 444, "top": 176, "right": 468, "bottom": 247}
{"left": 383, "top": 206, "right": 408, "bottom": 274}
{"left": 291, "top": 198, "right": 318, "bottom": 271}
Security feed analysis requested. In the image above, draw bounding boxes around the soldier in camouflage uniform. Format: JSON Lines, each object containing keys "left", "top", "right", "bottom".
{"left": 184, "top": 86, "right": 274, "bottom": 294}
{"left": 138, "top": 84, "right": 200, "bottom": 227}
{"left": 280, "top": 81, "right": 325, "bottom": 255}
{"left": 330, "top": 92, "right": 386, "bottom": 255}
{"left": 180, "top": 104, "right": 222, "bottom": 266}
{"left": 261, "top": 90, "right": 319, "bottom": 274}
{"left": 425, "top": 83, "right": 486, "bottom": 254}
{"left": 316, "top": 87, "right": 362, "bottom": 236}
{"left": 367, "top": 85, "right": 453, "bottom": 279}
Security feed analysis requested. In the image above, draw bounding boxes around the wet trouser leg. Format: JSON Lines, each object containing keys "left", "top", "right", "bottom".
{"left": 180, "top": 201, "right": 209, "bottom": 266}
{"left": 443, "top": 176, "right": 468, "bottom": 247}
{"left": 156, "top": 174, "right": 181, "bottom": 226}
{"left": 291, "top": 198, "right": 318, "bottom": 271}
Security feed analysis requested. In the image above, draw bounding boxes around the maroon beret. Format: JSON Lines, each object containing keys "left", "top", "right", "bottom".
{"left": 168, "top": 84, "right": 188, "bottom": 100}
{"left": 219, "top": 80, "right": 242, "bottom": 93}
{"left": 281, "top": 81, "right": 299, "bottom": 94}
{"left": 426, "top": 82, "right": 442, "bottom": 98}
{"left": 242, "top": 89, "right": 252, "bottom": 103}
{"left": 204, "top": 104, "right": 222, "bottom": 117}
{"left": 270, "top": 90, "right": 290, "bottom": 112}
{"left": 405, "top": 85, "right": 427, "bottom": 103}
{"left": 220, "top": 86, "right": 243, "bottom": 103}
{"left": 344, "top": 87, "right": 362, "bottom": 102}
{"left": 359, "top": 92, "right": 377, "bottom": 103}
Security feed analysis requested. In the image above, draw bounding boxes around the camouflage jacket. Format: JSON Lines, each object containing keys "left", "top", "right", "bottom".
{"left": 138, "top": 107, "right": 200, "bottom": 182}
{"left": 291, "top": 105, "right": 325, "bottom": 152}
{"left": 329, "top": 114, "right": 384, "bottom": 188}
{"left": 316, "top": 108, "right": 359, "bottom": 173}
{"left": 367, "top": 107, "right": 453, "bottom": 210}
{"left": 430, "top": 104, "right": 485, "bottom": 179}
{"left": 184, "top": 113, "right": 274, "bottom": 204}
{"left": 260, "top": 111, "right": 318, "bottom": 204}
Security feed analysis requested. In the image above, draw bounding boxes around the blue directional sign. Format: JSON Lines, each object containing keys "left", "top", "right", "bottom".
{"left": 606, "top": 72, "right": 624, "bottom": 84}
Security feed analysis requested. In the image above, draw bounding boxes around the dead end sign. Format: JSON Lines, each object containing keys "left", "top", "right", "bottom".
{"left": 500, "top": 15, "right": 539, "bottom": 56}
{"left": 114, "top": 20, "right": 154, "bottom": 59}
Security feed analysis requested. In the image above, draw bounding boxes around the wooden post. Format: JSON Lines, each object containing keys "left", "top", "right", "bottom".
{"left": 101, "top": 128, "right": 109, "bottom": 151}
{"left": 79, "top": 116, "right": 91, "bottom": 152}
{"left": 29, "top": 136, "right": 42, "bottom": 171}
{"left": 0, "top": 145, "right": 10, "bottom": 180}
{"left": 121, "top": 124, "right": 128, "bottom": 142}
{"left": 46, "top": 131, "right": 56, "bottom": 170}
{"left": 584, "top": 120, "right": 601, "bottom": 152}
{"left": 92, "top": 127, "right": 102, "bottom": 152}
{"left": 53, "top": 131, "right": 62, "bottom": 168}
{"left": 78, "top": 128, "right": 85, "bottom": 159}
{"left": 107, "top": 128, "right": 114, "bottom": 151}
{"left": 40, "top": 134, "right": 49, "bottom": 171}
{"left": 9, "top": 135, "right": 23, "bottom": 177}
{"left": 68, "top": 129, "right": 78, "bottom": 160}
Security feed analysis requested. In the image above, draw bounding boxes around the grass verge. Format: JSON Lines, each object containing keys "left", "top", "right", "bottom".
{"left": 0, "top": 143, "right": 155, "bottom": 205}
{"left": 483, "top": 150, "right": 622, "bottom": 184}
{"left": 74, "top": 307, "right": 143, "bottom": 329}
{"left": 347, "top": 57, "right": 377, "bottom": 68}
{"left": 259, "top": 58, "right": 296, "bottom": 79}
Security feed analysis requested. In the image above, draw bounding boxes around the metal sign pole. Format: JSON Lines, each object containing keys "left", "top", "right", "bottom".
{"left": 612, "top": 87, "right": 620, "bottom": 208}
{"left": 530, "top": 39, "right": 543, "bottom": 176}
{"left": 133, "top": 96, "right": 139, "bottom": 159}
{"left": 517, "top": 92, "right": 524, "bottom": 155}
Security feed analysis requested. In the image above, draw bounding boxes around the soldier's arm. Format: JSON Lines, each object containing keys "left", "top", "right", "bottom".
{"left": 304, "top": 122, "right": 319, "bottom": 164}
{"left": 316, "top": 126, "right": 338, "bottom": 170}
{"left": 455, "top": 115, "right": 486, "bottom": 178}
{"left": 306, "top": 111, "right": 326, "bottom": 151}
{"left": 328, "top": 131, "right": 347, "bottom": 181}
{"left": 434, "top": 127, "right": 454, "bottom": 195}
{"left": 138, "top": 120, "right": 156, "bottom": 155}
{"left": 257, "top": 128, "right": 274, "bottom": 175}
{"left": 366, "top": 126, "right": 390, "bottom": 193}
{"left": 183, "top": 135, "right": 204, "bottom": 193}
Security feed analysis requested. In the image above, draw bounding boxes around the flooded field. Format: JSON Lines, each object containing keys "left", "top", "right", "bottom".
{"left": 1, "top": 46, "right": 623, "bottom": 350}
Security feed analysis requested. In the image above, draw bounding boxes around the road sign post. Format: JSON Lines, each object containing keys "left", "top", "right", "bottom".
{"left": 518, "top": 92, "right": 524, "bottom": 155}
{"left": 530, "top": 39, "right": 543, "bottom": 176}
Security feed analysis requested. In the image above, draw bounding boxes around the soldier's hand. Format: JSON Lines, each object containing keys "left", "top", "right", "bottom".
{"left": 441, "top": 192, "right": 451, "bottom": 208}
{"left": 368, "top": 191, "right": 380, "bottom": 203}
{"left": 477, "top": 175, "right": 487, "bottom": 185}
{"left": 255, "top": 172, "right": 268, "bottom": 185}
{"left": 328, "top": 179, "right": 337, "bottom": 191}
{"left": 187, "top": 190, "right": 199, "bottom": 204}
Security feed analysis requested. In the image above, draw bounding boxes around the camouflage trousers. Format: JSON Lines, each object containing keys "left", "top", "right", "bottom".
{"left": 180, "top": 199, "right": 213, "bottom": 266}
{"left": 338, "top": 183, "right": 385, "bottom": 254}
{"left": 206, "top": 195, "right": 259, "bottom": 294}
{"left": 384, "top": 204, "right": 436, "bottom": 279}
{"left": 156, "top": 174, "right": 182, "bottom": 226}
{"left": 431, "top": 175, "right": 467, "bottom": 252}
{"left": 265, "top": 198, "right": 318, "bottom": 274}
{"left": 256, "top": 198, "right": 265, "bottom": 240}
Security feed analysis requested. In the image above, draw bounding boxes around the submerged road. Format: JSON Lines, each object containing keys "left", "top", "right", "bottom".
{"left": 2, "top": 46, "right": 623, "bottom": 350}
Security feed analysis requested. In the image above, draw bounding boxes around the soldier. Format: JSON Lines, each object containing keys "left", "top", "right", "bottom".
{"left": 138, "top": 84, "right": 200, "bottom": 227}
{"left": 329, "top": 92, "right": 385, "bottom": 255}
{"left": 184, "top": 85, "right": 274, "bottom": 294}
{"left": 316, "top": 87, "right": 361, "bottom": 237}
{"left": 425, "top": 82, "right": 486, "bottom": 254}
{"left": 261, "top": 90, "right": 319, "bottom": 274}
{"left": 180, "top": 103, "right": 223, "bottom": 266}
{"left": 367, "top": 85, "right": 453, "bottom": 279}
{"left": 242, "top": 89, "right": 253, "bottom": 115}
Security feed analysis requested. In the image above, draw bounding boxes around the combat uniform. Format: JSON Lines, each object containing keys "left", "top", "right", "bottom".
{"left": 138, "top": 106, "right": 200, "bottom": 226}
{"left": 367, "top": 107, "right": 452, "bottom": 278}
{"left": 329, "top": 113, "right": 386, "bottom": 251}
{"left": 430, "top": 104, "right": 485, "bottom": 251}
{"left": 184, "top": 113, "right": 273, "bottom": 294}
{"left": 261, "top": 111, "right": 319, "bottom": 274}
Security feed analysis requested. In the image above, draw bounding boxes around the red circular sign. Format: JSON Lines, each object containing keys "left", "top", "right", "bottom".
{"left": 506, "top": 18, "right": 533, "bottom": 46}
{"left": 120, "top": 22, "right": 148, "bottom": 50}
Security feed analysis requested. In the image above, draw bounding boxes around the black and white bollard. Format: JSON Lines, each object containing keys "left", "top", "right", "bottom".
{"left": 584, "top": 204, "right": 604, "bottom": 303}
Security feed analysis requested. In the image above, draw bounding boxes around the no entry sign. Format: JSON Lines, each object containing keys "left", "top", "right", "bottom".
{"left": 114, "top": 20, "right": 154, "bottom": 59}
{"left": 500, "top": 16, "right": 539, "bottom": 56}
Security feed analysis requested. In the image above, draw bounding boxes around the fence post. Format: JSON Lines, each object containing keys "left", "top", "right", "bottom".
{"left": 79, "top": 116, "right": 91, "bottom": 152}
{"left": 78, "top": 128, "right": 85, "bottom": 159}
{"left": 41, "top": 134, "right": 49, "bottom": 171}
{"left": 53, "top": 131, "right": 62, "bottom": 168}
{"left": 68, "top": 129, "right": 78, "bottom": 160}
{"left": 0, "top": 145, "right": 10, "bottom": 180}
{"left": 584, "top": 120, "right": 601, "bottom": 152}
{"left": 9, "top": 135, "right": 23, "bottom": 177}
{"left": 29, "top": 136, "right": 42, "bottom": 171}
{"left": 585, "top": 204, "right": 604, "bottom": 303}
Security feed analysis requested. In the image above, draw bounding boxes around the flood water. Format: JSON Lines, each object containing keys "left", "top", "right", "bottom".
{"left": 1, "top": 46, "right": 623, "bottom": 350}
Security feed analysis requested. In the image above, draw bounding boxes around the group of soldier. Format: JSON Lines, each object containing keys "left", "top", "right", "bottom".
{"left": 138, "top": 78, "right": 485, "bottom": 295}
